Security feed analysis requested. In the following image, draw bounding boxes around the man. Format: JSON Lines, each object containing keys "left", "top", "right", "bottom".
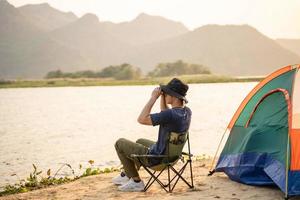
{"left": 113, "top": 78, "right": 192, "bottom": 191}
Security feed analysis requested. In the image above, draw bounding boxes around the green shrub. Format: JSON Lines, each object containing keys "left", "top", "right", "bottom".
{"left": 148, "top": 60, "right": 211, "bottom": 77}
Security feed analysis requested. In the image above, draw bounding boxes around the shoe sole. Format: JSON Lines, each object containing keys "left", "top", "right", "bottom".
{"left": 118, "top": 188, "right": 144, "bottom": 192}
{"left": 112, "top": 181, "right": 129, "bottom": 185}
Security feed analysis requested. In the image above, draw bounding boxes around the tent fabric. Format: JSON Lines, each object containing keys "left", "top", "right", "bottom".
{"left": 234, "top": 69, "right": 295, "bottom": 127}
{"left": 217, "top": 153, "right": 300, "bottom": 195}
{"left": 216, "top": 152, "right": 286, "bottom": 188}
{"left": 220, "top": 125, "right": 289, "bottom": 165}
{"left": 227, "top": 66, "right": 293, "bottom": 129}
{"left": 292, "top": 70, "right": 300, "bottom": 129}
{"left": 214, "top": 64, "right": 300, "bottom": 197}
{"left": 291, "top": 129, "right": 300, "bottom": 170}
{"left": 245, "top": 89, "right": 290, "bottom": 129}
{"left": 288, "top": 171, "right": 300, "bottom": 195}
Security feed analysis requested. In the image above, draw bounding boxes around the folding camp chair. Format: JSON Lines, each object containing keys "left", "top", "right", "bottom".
{"left": 131, "top": 131, "right": 194, "bottom": 193}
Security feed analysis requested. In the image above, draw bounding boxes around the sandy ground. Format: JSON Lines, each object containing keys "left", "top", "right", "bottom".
{"left": 1, "top": 160, "right": 298, "bottom": 200}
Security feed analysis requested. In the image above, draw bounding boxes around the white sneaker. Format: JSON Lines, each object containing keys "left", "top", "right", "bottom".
{"left": 112, "top": 173, "right": 130, "bottom": 185}
{"left": 118, "top": 178, "right": 145, "bottom": 192}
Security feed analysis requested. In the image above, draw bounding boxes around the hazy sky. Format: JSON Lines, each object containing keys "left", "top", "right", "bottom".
{"left": 7, "top": 0, "right": 300, "bottom": 39}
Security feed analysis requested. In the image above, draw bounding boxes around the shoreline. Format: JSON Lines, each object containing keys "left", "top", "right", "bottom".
{"left": 0, "top": 159, "right": 287, "bottom": 200}
{"left": 0, "top": 74, "right": 263, "bottom": 89}
{"left": 0, "top": 155, "right": 211, "bottom": 196}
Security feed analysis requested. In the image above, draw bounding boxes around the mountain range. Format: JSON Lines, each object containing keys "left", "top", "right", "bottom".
{"left": 0, "top": 0, "right": 299, "bottom": 78}
{"left": 276, "top": 39, "right": 300, "bottom": 60}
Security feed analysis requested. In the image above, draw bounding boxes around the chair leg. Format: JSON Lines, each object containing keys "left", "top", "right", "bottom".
{"left": 167, "top": 165, "right": 171, "bottom": 192}
{"left": 189, "top": 160, "right": 194, "bottom": 188}
{"left": 166, "top": 164, "right": 185, "bottom": 187}
{"left": 171, "top": 162, "right": 190, "bottom": 191}
{"left": 144, "top": 171, "right": 155, "bottom": 190}
{"left": 171, "top": 163, "right": 187, "bottom": 191}
{"left": 170, "top": 161, "right": 194, "bottom": 189}
{"left": 142, "top": 165, "right": 169, "bottom": 193}
{"left": 162, "top": 160, "right": 194, "bottom": 192}
{"left": 136, "top": 157, "right": 169, "bottom": 193}
{"left": 135, "top": 158, "right": 194, "bottom": 193}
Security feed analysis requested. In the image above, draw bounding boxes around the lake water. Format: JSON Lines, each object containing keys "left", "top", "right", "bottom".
{"left": 0, "top": 82, "right": 257, "bottom": 187}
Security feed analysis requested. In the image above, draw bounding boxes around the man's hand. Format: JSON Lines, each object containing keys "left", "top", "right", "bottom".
{"left": 137, "top": 87, "right": 161, "bottom": 125}
{"left": 151, "top": 87, "right": 162, "bottom": 99}
{"left": 160, "top": 90, "right": 169, "bottom": 111}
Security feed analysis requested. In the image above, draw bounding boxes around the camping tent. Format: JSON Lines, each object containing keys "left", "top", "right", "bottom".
{"left": 210, "top": 64, "right": 300, "bottom": 199}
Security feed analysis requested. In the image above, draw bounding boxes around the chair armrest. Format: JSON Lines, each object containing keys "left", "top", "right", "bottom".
{"left": 182, "top": 152, "right": 193, "bottom": 157}
{"left": 131, "top": 154, "right": 168, "bottom": 158}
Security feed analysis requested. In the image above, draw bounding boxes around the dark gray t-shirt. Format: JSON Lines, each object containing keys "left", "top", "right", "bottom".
{"left": 149, "top": 106, "right": 192, "bottom": 155}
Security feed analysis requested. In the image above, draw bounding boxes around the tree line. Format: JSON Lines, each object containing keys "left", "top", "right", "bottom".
{"left": 45, "top": 63, "right": 141, "bottom": 80}
{"left": 45, "top": 60, "right": 211, "bottom": 80}
{"left": 147, "top": 60, "right": 210, "bottom": 77}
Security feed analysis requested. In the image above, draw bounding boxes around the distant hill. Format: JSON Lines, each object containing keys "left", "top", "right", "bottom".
{"left": 101, "top": 13, "right": 189, "bottom": 46}
{"left": 0, "top": 0, "right": 299, "bottom": 78}
{"left": 128, "top": 25, "right": 300, "bottom": 75}
{"left": 0, "top": 0, "right": 89, "bottom": 78}
{"left": 0, "top": 0, "right": 41, "bottom": 42}
{"left": 18, "top": 3, "right": 78, "bottom": 31}
{"left": 49, "top": 13, "right": 132, "bottom": 67}
{"left": 276, "top": 39, "right": 300, "bottom": 57}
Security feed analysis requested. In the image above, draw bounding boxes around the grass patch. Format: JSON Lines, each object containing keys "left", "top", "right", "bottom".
{"left": 0, "top": 154, "right": 213, "bottom": 196}
{"left": 0, "top": 160, "right": 120, "bottom": 197}
{"left": 0, "top": 74, "right": 263, "bottom": 89}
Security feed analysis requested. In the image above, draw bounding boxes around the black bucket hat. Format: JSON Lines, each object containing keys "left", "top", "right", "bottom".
{"left": 160, "top": 78, "right": 189, "bottom": 103}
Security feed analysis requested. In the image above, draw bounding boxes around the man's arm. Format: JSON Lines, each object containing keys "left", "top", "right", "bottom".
{"left": 160, "top": 93, "right": 169, "bottom": 111}
{"left": 137, "top": 87, "right": 161, "bottom": 125}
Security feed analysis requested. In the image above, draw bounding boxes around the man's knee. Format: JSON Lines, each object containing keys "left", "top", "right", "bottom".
{"left": 136, "top": 138, "right": 144, "bottom": 144}
{"left": 115, "top": 138, "right": 127, "bottom": 151}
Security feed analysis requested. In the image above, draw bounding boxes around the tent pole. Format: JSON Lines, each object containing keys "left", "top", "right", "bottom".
{"left": 208, "top": 128, "right": 228, "bottom": 175}
{"left": 285, "top": 132, "right": 290, "bottom": 199}
{"left": 285, "top": 68, "right": 296, "bottom": 199}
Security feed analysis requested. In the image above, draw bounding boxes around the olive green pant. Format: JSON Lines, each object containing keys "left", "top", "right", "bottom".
{"left": 114, "top": 138, "right": 155, "bottom": 178}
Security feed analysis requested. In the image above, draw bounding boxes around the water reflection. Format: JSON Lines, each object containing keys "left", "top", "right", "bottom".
{"left": 0, "top": 83, "right": 256, "bottom": 186}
